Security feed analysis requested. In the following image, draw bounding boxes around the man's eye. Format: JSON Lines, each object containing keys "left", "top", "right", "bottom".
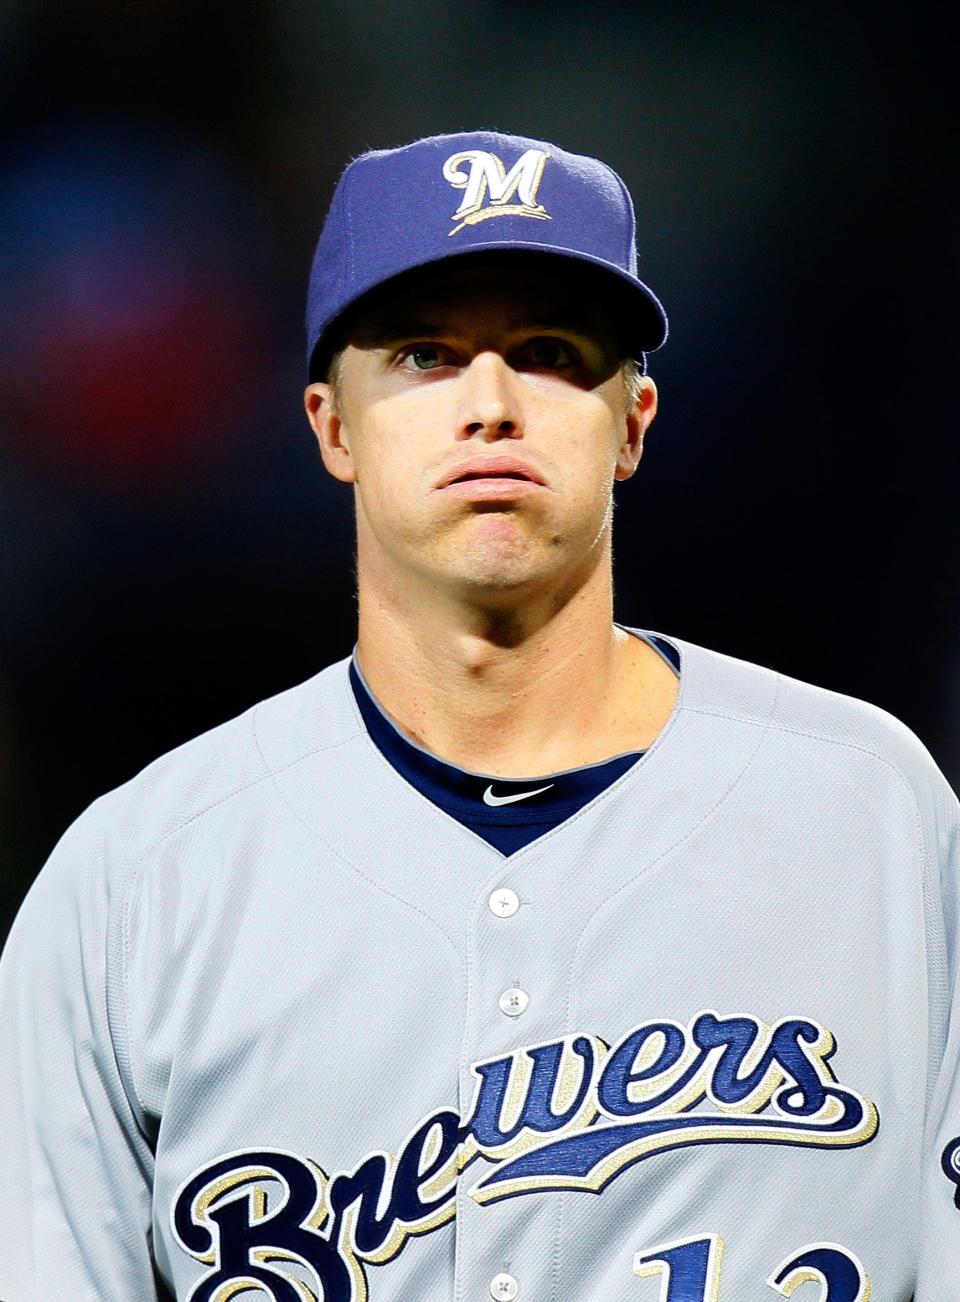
{"left": 523, "top": 338, "right": 577, "bottom": 369}
{"left": 400, "top": 345, "right": 450, "bottom": 371}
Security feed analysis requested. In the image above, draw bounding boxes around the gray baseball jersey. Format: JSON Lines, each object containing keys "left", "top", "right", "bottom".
{"left": 2, "top": 630, "right": 959, "bottom": 1300}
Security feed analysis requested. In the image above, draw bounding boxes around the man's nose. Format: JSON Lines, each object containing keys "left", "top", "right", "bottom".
{"left": 455, "top": 352, "right": 523, "bottom": 441}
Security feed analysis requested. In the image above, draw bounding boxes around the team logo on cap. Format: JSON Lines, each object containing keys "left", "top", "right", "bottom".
{"left": 443, "top": 148, "right": 550, "bottom": 236}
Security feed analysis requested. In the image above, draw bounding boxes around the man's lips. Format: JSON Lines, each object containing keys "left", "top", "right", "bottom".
{"left": 436, "top": 456, "right": 547, "bottom": 491}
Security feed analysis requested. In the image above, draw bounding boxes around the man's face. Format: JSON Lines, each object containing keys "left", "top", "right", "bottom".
{"left": 305, "top": 256, "right": 657, "bottom": 605}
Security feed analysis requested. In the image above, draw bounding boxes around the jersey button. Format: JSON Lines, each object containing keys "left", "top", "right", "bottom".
{"left": 489, "top": 1273, "right": 519, "bottom": 1300}
{"left": 488, "top": 887, "right": 520, "bottom": 918}
{"left": 498, "top": 987, "right": 529, "bottom": 1018}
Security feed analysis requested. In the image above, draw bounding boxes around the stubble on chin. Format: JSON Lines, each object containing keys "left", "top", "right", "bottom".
{"left": 431, "top": 512, "right": 570, "bottom": 595}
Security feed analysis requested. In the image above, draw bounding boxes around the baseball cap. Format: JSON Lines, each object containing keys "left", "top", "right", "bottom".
{"left": 306, "top": 130, "right": 668, "bottom": 381}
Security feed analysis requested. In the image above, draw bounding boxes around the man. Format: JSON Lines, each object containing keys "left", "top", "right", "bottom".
{"left": 0, "top": 130, "right": 957, "bottom": 1300}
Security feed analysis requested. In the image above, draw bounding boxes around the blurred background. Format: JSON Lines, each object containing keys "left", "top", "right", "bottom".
{"left": 1, "top": 0, "right": 957, "bottom": 944}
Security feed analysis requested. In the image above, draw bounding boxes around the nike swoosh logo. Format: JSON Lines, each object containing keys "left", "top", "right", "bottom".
{"left": 482, "top": 783, "right": 555, "bottom": 807}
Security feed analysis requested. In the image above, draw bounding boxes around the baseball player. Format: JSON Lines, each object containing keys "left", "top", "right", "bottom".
{"left": 1, "top": 130, "right": 958, "bottom": 1301}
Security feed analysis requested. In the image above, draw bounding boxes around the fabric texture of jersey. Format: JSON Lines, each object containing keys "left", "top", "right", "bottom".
{"left": 1, "top": 631, "right": 958, "bottom": 1301}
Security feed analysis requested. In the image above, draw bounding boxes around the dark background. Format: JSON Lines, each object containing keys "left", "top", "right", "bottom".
{"left": 2, "top": 1, "right": 957, "bottom": 945}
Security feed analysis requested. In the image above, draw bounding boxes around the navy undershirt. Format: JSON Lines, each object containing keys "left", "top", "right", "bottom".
{"left": 349, "top": 633, "right": 681, "bottom": 856}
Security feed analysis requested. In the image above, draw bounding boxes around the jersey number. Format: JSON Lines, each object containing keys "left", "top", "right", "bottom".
{"left": 633, "top": 1234, "right": 869, "bottom": 1301}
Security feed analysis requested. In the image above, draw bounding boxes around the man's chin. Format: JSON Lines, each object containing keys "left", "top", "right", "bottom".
{"left": 441, "top": 525, "right": 551, "bottom": 589}
{"left": 443, "top": 557, "right": 567, "bottom": 603}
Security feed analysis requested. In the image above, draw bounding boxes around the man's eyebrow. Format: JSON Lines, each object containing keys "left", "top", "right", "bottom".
{"left": 352, "top": 316, "right": 448, "bottom": 345}
{"left": 522, "top": 316, "right": 601, "bottom": 337}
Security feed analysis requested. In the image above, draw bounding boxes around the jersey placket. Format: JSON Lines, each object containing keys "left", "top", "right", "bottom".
{"left": 456, "top": 876, "right": 545, "bottom": 1302}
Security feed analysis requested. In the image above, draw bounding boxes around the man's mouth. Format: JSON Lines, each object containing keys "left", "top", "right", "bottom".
{"left": 437, "top": 456, "right": 546, "bottom": 489}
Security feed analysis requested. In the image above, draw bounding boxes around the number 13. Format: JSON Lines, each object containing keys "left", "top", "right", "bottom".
{"left": 633, "top": 1234, "right": 869, "bottom": 1300}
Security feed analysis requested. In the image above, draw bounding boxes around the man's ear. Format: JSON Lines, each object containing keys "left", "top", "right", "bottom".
{"left": 304, "top": 383, "right": 356, "bottom": 484}
{"left": 614, "top": 376, "right": 658, "bottom": 482}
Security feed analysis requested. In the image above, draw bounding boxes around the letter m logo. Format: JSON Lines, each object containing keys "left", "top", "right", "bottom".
{"left": 442, "top": 149, "right": 550, "bottom": 235}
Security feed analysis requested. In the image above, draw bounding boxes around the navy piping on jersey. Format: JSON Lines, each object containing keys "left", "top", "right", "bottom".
{"left": 349, "top": 631, "right": 681, "bottom": 856}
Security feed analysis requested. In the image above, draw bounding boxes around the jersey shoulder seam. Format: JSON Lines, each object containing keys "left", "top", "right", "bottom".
{"left": 690, "top": 691, "right": 939, "bottom": 1107}
{"left": 117, "top": 709, "right": 364, "bottom": 1119}
{"left": 685, "top": 698, "right": 929, "bottom": 833}
{"left": 249, "top": 711, "right": 464, "bottom": 963}
{"left": 127, "top": 712, "right": 364, "bottom": 867}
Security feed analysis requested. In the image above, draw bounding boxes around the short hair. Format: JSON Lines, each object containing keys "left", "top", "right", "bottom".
{"left": 622, "top": 356, "right": 644, "bottom": 411}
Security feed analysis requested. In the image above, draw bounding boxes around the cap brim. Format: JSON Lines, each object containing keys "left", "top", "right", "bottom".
{"left": 308, "top": 243, "right": 667, "bottom": 382}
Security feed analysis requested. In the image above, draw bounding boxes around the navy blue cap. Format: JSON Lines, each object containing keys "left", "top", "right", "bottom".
{"left": 306, "top": 131, "right": 668, "bottom": 380}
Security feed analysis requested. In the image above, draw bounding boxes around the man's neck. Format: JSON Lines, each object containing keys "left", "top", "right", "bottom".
{"left": 354, "top": 558, "right": 678, "bottom": 778}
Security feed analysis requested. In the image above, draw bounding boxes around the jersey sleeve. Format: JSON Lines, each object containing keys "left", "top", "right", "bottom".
{"left": 0, "top": 805, "right": 160, "bottom": 1301}
{"left": 915, "top": 765, "right": 960, "bottom": 1298}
